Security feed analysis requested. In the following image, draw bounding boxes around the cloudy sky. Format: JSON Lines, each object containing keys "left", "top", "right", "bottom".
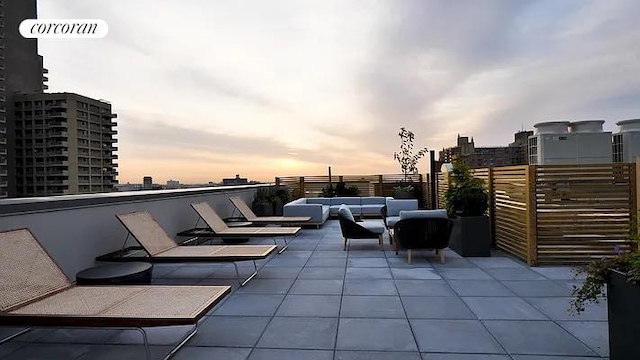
{"left": 37, "top": 0, "right": 640, "bottom": 183}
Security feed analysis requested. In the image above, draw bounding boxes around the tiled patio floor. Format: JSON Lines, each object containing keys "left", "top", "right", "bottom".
{"left": 0, "top": 220, "right": 609, "bottom": 359}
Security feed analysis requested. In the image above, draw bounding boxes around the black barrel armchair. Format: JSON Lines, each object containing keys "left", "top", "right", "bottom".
{"left": 393, "top": 217, "right": 454, "bottom": 264}
{"left": 337, "top": 205, "right": 386, "bottom": 250}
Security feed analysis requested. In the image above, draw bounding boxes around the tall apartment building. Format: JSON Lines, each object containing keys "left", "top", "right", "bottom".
{"left": 14, "top": 93, "right": 118, "bottom": 196}
{"left": 438, "top": 131, "right": 532, "bottom": 169}
{"left": 0, "top": 0, "right": 47, "bottom": 197}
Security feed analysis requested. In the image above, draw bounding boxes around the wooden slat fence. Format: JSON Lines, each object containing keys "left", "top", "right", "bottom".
{"left": 534, "top": 164, "right": 636, "bottom": 265}
{"left": 492, "top": 166, "right": 529, "bottom": 262}
{"left": 437, "top": 163, "right": 638, "bottom": 265}
{"left": 276, "top": 174, "right": 425, "bottom": 200}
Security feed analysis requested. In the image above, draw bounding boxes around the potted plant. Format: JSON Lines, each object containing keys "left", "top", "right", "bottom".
{"left": 393, "top": 127, "right": 427, "bottom": 199}
{"left": 320, "top": 185, "right": 335, "bottom": 198}
{"left": 252, "top": 187, "right": 274, "bottom": 216}
{"left": 321, "top": 182, "right": 360, "bottom": 197}
{"left": 335, "top": 181, "right": 360, "bottom": 197}
{"left": 393, "top": 184, "right": 415, "bottom": 199}
{"left": 570, "top": 243, "right": 640, "bottom": 359}
{"left": 443, "top": 161, "right": 491, "bottom": 256}
{"left": 271, "top": 185, "right": 291, "bottom": 216}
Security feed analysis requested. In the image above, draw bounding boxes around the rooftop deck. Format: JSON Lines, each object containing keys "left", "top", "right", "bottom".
{"left": 0, "top": 220, "right": 608, "bottom": 360}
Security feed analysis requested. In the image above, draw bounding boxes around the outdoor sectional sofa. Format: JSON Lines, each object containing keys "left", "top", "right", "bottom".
{"left": 283, "top": 196, "right": 391, "bottom": 227}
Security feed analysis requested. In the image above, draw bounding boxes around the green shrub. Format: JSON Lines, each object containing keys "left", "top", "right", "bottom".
{"left": 443, "top": 161, "right": 488, "bottom": 217}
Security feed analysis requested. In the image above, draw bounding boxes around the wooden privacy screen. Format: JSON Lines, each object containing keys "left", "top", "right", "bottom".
{"left": 491, "top": 166, "right": 530, "bottom": 263}
{"left": 438, "top": 163, "right": 638, "bottom": 265}
{"left": 276, "top": 174, "right": 423, "bottom": 199}
{"left": 533, "top": 164, "right": 636, "bottom": 265}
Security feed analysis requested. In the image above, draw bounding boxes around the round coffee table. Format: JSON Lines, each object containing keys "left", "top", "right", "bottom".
{"left": 76, "top": 262, "right": 153, "bottom": 285}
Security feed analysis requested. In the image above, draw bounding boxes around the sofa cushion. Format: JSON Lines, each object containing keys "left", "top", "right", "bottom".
{"left": 331, "top": 197, "right": 361, "bottom": 206}
{"left": 287, "top": 198, "right": 307, "bottom": 205}
{"left": 322, "top": 205, "right": 331, "bottom": 220}
{"left": 360, "top": 204, "right": 385, "bottom": 215}
{"left": 360, "top": 197, "right": 386, "bottom": 205}
{"left": 307, "top": 198, "right": 331, "bottom": 205}
{"left": 386, "top": 199, "right": 418, "bottom": 217}
{"left": 337, "top": 204, "right": 355, "bottom": 222}
{"left": 399, "top": 209, "right": 448, "bottom": 220}
{"left": 386, "top": 216, "right": 401, "bottom": 228}
{"left": 331, "top": 204, "right": 362, "bottom": 215}
{"left": 359, "top": 220, "right": 386, "bottom": 234}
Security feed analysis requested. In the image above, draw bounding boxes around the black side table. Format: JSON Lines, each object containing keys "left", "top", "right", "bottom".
{"left": 76, "top": 262, "right": 153, "bottom": 285}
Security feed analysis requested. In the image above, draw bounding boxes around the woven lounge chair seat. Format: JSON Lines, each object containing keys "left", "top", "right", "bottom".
{"left": 97, "top": 211, "right": 276, "bottom": 285}
{"left": 153, "top": 244, "right": 275, "bottom": 260}
{"left": 229, "top": 196, "right": 311, "bottom": 224}
{"left": 188, "top": 202, "right": 301, "bottom": 253}
{"left": 6, "top": 285, "right": 228, "bottom": 327}
{"left": 0, "top": 229, "right": 230, "bottom": 359}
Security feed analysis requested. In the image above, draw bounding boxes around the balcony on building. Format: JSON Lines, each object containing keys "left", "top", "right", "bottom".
{"left": 49, "top": 111, "right": 67, "bottom": 118}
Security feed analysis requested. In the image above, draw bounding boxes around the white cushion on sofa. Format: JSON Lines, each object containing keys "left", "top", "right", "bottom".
{"left": 386, "top": 199, "right": 419, "bottom": 216}
{"left": 360, "top": 220, "right": 386, "bottom": 234}
{"left": 307, "top": 198, "right": 332, "bottom": 205}
{"left": 386, "top": 216, "right": 401, "bottom": 228}
{"left": 361, "top": 204, "right": 385, "bottom": 215}
{"left": 330, "top": 204, "right": 362, "bottom": 215}
{"left": 361, "top": 197, "right": 386, "bottom": 205}
{"left": 330, "top": 197, "right": 361, "bottom": 205}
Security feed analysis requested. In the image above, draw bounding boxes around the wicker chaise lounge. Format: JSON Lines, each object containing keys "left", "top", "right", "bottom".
{"left": 0, "top": 229, "right": 230, "bottom": 360}
{"left": 229, "top": 196, "right": 311, "bottom": 225}
{"left": 97, "top": 211, "right": 277, "bottom": 286}
{"left": 188, "top": 202, "right": 301, "bottom": 253}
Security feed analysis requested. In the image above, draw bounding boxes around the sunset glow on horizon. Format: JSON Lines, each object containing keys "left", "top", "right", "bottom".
{"left": 38, "top": 0, "right": 640, "bottom": 183}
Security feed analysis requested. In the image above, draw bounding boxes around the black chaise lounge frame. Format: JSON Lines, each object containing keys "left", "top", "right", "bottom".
{"left": 96, "top": 211, "right": 277, "bottom": 286}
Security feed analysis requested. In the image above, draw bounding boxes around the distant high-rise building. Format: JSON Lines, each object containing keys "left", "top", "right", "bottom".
{"left": 143, "top": 176, "right": 153, "bottom": 189}
{"left": 13, "top": 93, "right": 118, "bottom": 196}
{"left": 166, "top": 179, "right": 180, "bottom": 189}
{"left": 1, "top": 0, "right": 47, "bottom": 197}
{"left": 222, "top": 174, "right": 249, "bottom": 186}
{"left": 438, "top": 131, "right": 531, "bottom": 169}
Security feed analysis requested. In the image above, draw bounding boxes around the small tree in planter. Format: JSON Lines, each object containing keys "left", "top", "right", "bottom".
{"left": 570, "top": 239, "right": 640, "bottom": 359}
{"left": 393, "top": 127, "right": 428, "bottom": 199}
{"left": 252, "top": 187, "right": 274, "bottom": 216}
{"left": 271, "top": 185, "right": 291, "bottom": 216}
{"left": 443, "top": 161, "right": 491, "bottom": 256}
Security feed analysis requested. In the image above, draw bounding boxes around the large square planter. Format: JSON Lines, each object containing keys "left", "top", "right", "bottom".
{"left": 448, "top": 216, "right": 491, "bottom": 257}
{"left": 272, "top": 199, "right": 284, "bottom": 216}
{"left": 252, "top": 203, "right": 273, "bottom": 217}
{"left": 607, "top": 269, "right": 640, "bottom": 359}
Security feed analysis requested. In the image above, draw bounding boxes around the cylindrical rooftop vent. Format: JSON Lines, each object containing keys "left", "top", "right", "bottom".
{"left": 533, "top": 121, "right": 570, "bottom": 134}
{"left": 616, "top": 119, "right": 640, "bottom": 133}
{"left": 569, "top": 120, "right": 605, "bottom": 133}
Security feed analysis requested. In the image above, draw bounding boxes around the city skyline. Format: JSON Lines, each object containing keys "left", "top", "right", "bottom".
{"left": 37, "top": 0, "right": 640, "bottom": 183}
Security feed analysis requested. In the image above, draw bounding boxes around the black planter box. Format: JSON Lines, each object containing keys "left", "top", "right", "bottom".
{"left": 273, "top": 199, "right": 284, "bottom": 216}
{"left": 607, "top": 269, "right": 640, "bottom": 360}
{"left": 448, "top": 216, "right": 491, "bottom": 257}
{"left": 393, "top": 190, "right": 414, "bottom": 199}
{"left": 252, "top": 203, "right": 273, "bottom": 216}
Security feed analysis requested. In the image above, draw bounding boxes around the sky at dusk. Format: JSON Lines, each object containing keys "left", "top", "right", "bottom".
{"left": 37, "top": 0, "right": 640, "bottom": 184}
